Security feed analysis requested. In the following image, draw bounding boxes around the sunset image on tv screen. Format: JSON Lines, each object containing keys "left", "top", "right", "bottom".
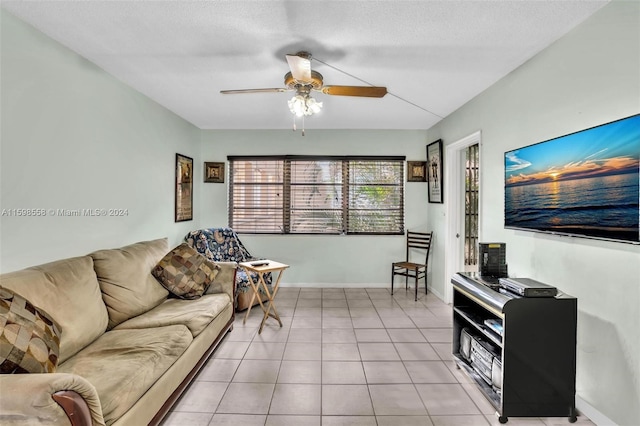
{"left": 505, "top": 114, "right": 640, "bottom": 244}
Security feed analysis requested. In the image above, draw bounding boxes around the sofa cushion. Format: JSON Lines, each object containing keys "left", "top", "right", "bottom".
{"left": 152, "top": 243, "right": 220, "bottom": 299}
{"left": 57, "top": 325, "right": 192, "bottom": 426}
{"left": 90, "top": 238, "right": 170, "bottom": 329}
{"left": 0, "top": 256, "right": 108, "bottom": 363}
{"left": 114, "top": 293, "right": 231, "bottom": 337}
{"left": 0, "top": 287, "right": 62, "bottom": 374}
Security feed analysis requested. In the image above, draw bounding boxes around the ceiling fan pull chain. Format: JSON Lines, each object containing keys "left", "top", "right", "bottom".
{"left": 302, "top": 115, "right": 305, "bottom": 136}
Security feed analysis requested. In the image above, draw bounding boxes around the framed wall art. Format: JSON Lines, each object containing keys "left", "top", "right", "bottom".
{"left": 427, "top": 139, "right": 443, "bottom": 203}
{"left": 407, "top": 161, "right": 427, "bottom": 182}
{"left": 204, "top": 162, "right": 225, "bottom": 183}
{"left": 175, "top": 153, "right": 193, "bottom": 222}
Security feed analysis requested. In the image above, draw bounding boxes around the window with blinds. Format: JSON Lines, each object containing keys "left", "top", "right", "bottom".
{"left": 228, "top": 159, "right": 284, "bottom": 233}
{"left": 228, "top": 156, "right": 405, "bottom": 235}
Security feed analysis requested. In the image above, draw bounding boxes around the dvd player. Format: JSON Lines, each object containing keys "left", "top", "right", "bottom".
{"left": 498, "top": 277, "right": 558, "bottom": 297}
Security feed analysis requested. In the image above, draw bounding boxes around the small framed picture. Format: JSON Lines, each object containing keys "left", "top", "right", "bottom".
{"left": 175, "top": 153, "right": 193, "bottom": 222}
{"left": 204, "top": 162, "right": 225, "bottom": 183}
{"left": 407, "top": 161, "right": 427, "bottom": 182}
{"left": 427, "top": 139, "right": 443, "bottom": 203}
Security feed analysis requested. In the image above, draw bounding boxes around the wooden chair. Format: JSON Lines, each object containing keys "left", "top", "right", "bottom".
{"left": 391, "top": 231, "right": 433, "bottom": 301}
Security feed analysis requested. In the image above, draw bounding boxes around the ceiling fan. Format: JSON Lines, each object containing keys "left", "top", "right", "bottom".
{"left": 220, "top": 51, "right": 387, "bottom": 118}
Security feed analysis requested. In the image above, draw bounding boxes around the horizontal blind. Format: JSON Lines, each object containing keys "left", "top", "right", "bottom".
{"left": 289, "top": 160, "right": 343, "bottom": 234}
{"left": 347, "top": 159, "right": 404, "bottom": 234}
{"left": 228, "top": 156, "right": 405, "bottom": 235}
{"left": 229, "top": 159, "right": 284, "bottom": 233}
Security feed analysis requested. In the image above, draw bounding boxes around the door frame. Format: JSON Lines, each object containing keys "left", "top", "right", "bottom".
{"left": 443, "top": 130, "right": 482, "bottom": 303}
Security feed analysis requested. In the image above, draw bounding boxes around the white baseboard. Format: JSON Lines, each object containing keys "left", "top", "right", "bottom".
{"left": 429, "top": 287, "right": 446, "bottom": 301}
{"left": 576, "top": 395, "right": 617, "bottom": 425}
{"left": 279, "top": 282, "right": 389, "bottom": 288}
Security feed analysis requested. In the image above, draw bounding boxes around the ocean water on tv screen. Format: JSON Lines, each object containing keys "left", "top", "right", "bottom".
{"left": 505, "top": 171, "right": 639, "bottom": 242}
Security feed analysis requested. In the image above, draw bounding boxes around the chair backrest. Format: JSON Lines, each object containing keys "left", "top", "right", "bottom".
{"left": 406, "top": 231, "right": 433, "bottom": 265}
{"left": 185, "top": 227, "right": 254, "bottom": 262}
{"left": 185, "top": 228, "right": 272, "bottom": 287}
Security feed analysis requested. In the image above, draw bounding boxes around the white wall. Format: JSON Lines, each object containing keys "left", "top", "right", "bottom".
{"left": 426, "top": 2, "right": 640, "bottom": 424}
{"left": 199, "top": 129, "right": 431, "bottom": 286}
{"left": 0, "top": 11, "right": 202, "bottom": 272}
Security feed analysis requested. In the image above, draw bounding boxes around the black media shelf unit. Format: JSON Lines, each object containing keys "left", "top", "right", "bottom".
{"left": 451, "top": 272, "right": 577, "bottom": 423}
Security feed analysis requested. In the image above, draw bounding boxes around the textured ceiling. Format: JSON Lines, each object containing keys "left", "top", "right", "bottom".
{"left": 2, "top": 1, "right": 609, "bottom": 130}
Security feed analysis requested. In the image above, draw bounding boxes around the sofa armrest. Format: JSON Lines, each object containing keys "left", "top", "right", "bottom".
{"left": 52, "top": 391, "right": 92, "bottom": 426}
{"left": 0, "top": 373, "right": 105, "bottom": 426}
{"left": 210, "top": 261, "right": 237, "bottom": 302}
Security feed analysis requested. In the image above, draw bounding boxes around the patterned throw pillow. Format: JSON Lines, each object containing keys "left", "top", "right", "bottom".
{"left": 152, "top": 243, "right": 220, "bottom": 299}
{"left": 0, "top": 286, "right": 62, "bottom": 374}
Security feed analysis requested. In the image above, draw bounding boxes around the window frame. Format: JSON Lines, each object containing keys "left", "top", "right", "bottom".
{"left": 228, "top": 155, "right": 406, "bottom": 235}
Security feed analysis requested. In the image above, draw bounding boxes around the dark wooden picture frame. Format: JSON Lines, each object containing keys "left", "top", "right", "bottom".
{"left": 407, "top": 161, "right": 427, "bottom": 182}
{"left": 204, "top": 162, "right": 225, "bottom": 183}
{"left": 175, "top": 153, "right": 193, "bottom": 222}
{"left": 427, "top": 139, "right": 443, "bottom": 203}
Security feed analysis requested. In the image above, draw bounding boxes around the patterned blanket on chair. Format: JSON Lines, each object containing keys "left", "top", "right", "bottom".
{"left": 185, "top": 228, "right": 272, "bottom": 295}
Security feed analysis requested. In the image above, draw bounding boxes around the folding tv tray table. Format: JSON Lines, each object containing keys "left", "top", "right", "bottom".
{"left": 239, "top": 260, "right": 289, "bottom": 334}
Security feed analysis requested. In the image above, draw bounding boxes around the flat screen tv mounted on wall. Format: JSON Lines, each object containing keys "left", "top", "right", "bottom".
{"left": 504, "top": 114, "right": 640, "bottom": 245}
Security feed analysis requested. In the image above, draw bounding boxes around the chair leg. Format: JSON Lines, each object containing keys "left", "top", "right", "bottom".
{"left": 414, "top": 270, "right": 418, "bottom": 302}
{"left": 391, "top": 267, "right": 395, "bottom": 295}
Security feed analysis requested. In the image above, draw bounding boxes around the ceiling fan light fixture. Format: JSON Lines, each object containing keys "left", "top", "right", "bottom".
{"left": 288, "top": 93, "right": 322, "bottom": 117}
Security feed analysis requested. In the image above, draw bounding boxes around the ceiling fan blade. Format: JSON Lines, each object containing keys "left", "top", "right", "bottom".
{"left": 220, "top": 88, "right": 289, "bottom": 94}
{"left": 286, "top": 53, "right": 312, "bottom": 83}
{"left": 320, "top": 85, "right": 387, "bottom": 98}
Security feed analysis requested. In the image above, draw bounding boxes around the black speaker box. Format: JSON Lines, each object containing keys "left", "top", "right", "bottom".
{"left": 479, "top": 242, "right": 508, "bottom": 278}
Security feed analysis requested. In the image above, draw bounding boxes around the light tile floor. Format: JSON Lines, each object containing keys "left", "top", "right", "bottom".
{"left": 161, "top": 287, "right": 594, "bottom": 426}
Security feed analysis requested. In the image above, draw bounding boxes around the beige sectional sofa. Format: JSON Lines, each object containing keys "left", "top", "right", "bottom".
{"left": 0, "top": 238, "right": 235, "bottom": 425}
